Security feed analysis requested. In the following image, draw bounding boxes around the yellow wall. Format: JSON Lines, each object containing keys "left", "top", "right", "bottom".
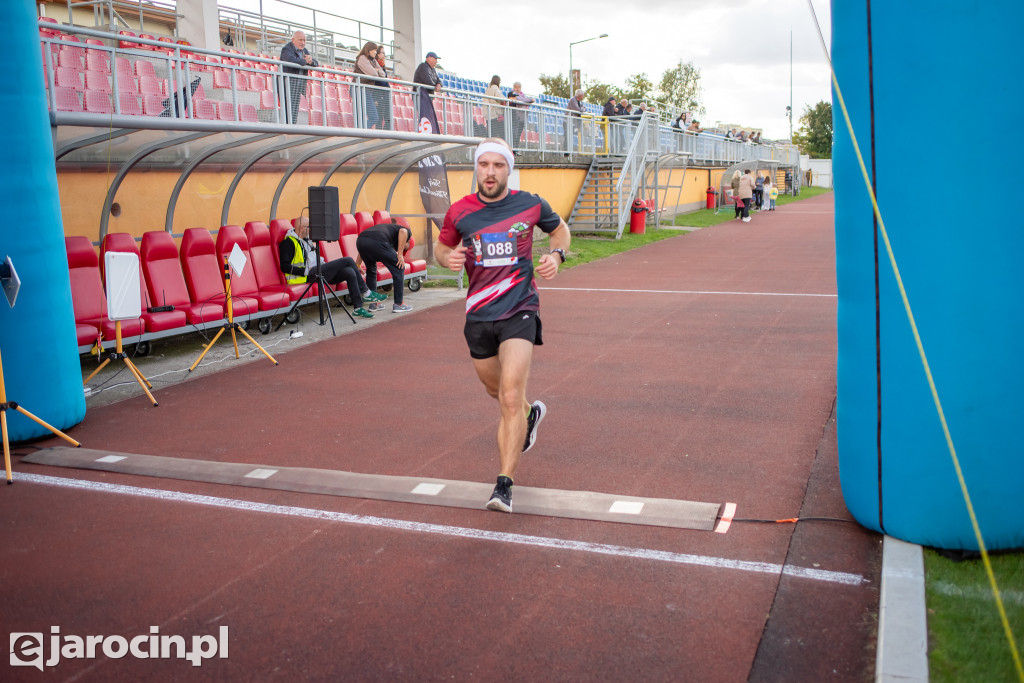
{"left": 56, "top": 165, "right": 588, "bottom": 252}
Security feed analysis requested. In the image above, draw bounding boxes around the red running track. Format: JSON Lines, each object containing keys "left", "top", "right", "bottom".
{"left": 2, "top": 193, "right": 882, "bottom": 681}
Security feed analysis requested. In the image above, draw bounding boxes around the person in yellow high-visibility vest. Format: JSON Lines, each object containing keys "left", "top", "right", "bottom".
{"left": 278, "top": 217, "right": 385, "bottom": 319}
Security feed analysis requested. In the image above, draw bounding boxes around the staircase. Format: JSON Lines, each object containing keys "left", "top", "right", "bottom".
{"left": 567, "top": 157, "right": 623, "bottom": 235}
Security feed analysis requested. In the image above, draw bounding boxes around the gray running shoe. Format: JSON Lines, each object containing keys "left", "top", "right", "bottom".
{"left": 522, "top": 400, "right": 547, "bottom": 453}
{"left": 486, "top": 475, "right": 513, "bottom": 513}
{"left": 392, "top": 303, "right": 413, "bottom": 313}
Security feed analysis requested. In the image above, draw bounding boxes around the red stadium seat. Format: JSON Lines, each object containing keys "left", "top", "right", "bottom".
{"left": 138, "top": 76, "right": 162, "bottom": 97}
{"left": 179, "top": 227, "right": 241, "bottom": 315}
{"left": 118, "top": 92, "right": 142, "bottom": 116}
{"left": 194, "top": 99, "right": 217, "bottom": 120}
{"left": 83, "top": 89, "right": 112, "bottom": 114}
{"left": 53, "top": 86, "right": 81, "bottom": 112}
{"left": 244, "top": 221, "right": 313, "bottom": 301}
{"left": 85, "top": 51, "right": 109, "bottom": 74}
{"left": 117, "top": 30, "right": 138, "bottom": 49}
{"left": 84, "top": 70, "right": 110, "bottom": 93}
{"left": 65, "top": 236, "right": 145, "bottom": 350}
{"left": 142, "top": 94, "right": 165, "bottom": 116}
{"left": 239, "top": 103, "right": 257, "bottom": 122}
{"left": 340, "top": 214, "right": 393, "bottom": 288}
{"left": 215, "top": 225, "right": 290, "bottom": 312}
{"left": 134, "top": 60, "right": 157, "bottom": 80}
{"left": 372, "top": 210, "right": 391, "bottom": 225}
{"left": 140, "top": 231, "right": 224, "bottom": 325}
{"left": 217, "top": 100, "right": 236, "bottom": 121}
{"left": 101, "top": 233, "right": 187, "bottom": 333}
{"left": 55, "top": 66, "right": 82, "bottom": 91}
{"left": 353, "top": 211, "right": 374, "bottom": 232}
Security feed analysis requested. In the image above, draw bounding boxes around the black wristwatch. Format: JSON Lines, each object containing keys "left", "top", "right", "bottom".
{"left": 550, "top": 248, "right": 566, "bottom": 263}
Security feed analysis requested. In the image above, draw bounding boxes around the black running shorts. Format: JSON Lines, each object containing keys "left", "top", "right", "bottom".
{"left": 464, "top": 311, "right": 543, "bottom": 359}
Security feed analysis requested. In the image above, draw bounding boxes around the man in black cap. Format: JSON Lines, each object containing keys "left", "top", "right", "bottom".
{"left": 601, "top": 95, "right": 617, "bottom": 118}
{"left": 414, "top": 51, "right": 442, "bottom": 95}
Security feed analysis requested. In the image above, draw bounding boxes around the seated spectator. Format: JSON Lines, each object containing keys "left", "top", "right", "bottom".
{"left": 686, "top": 120, "right": 703, "bottom": 133}
{"left": 615, "top": 99, "right": 632, "bottom": 117}
{"left": 355, "top": 222, "right": 414, "bottom": 313}
{"left": 671, "top": 113, "right": 685, "bottom": 130}
{"left": 631, "top": 102, "right": 647, "bottom": 121}
{"left": 279, "top": 217, "right": 383, "bottom": 319}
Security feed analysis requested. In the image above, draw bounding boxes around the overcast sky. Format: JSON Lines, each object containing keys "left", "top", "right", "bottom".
{"left": 232, "top": 0, "right": 832, "bottom": 140}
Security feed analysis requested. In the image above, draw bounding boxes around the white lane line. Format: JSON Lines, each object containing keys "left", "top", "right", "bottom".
{"left": 18, "top": 473, "right": 866, "bottom": 587}
{"left": 538, "top": 287, "right": 837, "bottom": 298}
{"left": 931, "top": 581, "right": 1024, "bottom": 606}
{"left": 96, "top": 455, "right": 127, "bottom": 463}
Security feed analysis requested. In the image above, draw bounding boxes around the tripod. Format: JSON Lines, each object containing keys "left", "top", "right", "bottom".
{"left": 83, "top": 319, "right": 158, "bottom": 406}
{"left": 1, "top": 345, "right": 81, "bottom": 483}
{"left": 189, "top": 256, "right": 279, "bottom": 372}
{"left": 274, "top": 240, "right": 355, "bottom": 336}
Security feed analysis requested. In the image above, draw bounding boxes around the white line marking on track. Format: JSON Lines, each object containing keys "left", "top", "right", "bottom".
{"left": 538, "top": 287, "right": 837, "bottom": 298}
{"left": 244, "top": 468, "right": 278, "bottom": 480}
{"left": 19, "top": 473, "right": 867, "bottom": 587}
{"left": 96, "top": 455, "right": 126, "bottom": 463}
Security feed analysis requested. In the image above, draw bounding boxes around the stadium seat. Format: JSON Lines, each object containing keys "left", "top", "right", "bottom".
{"left": 118, "top": 92, "right": 142, "bottom": 116}
{"left": 179, "top": 227, "right": 242, "bottom": 316}
{"left": 117, "top": 31, "right": 138, "bottom": 49}
{"left": 84, "top": 70, "right": 110, "bottom": 93}
{"left": 55, "top": 66, "right": 83, "bottom": 91}
{"left": 53, "top": 86, "right": 82, "bottom": 112}
{"left": 101, "top": 233, "right": 187, "bottom": 333}
{"left": 56, "top": 49, "right": 83, "bottom": 69}
{"left": 194, "top": 99, "right": 217, "bottom": 120}
{"left": 84, "top": 89, "right": 113, "bottom": 114}
{"left": 239, "top": 103, "right": 257, "bottom": 122}
{"left": 326, "top": 111, "right": 341, "bottom": 127}
{"left": 65, "top": 236, "right": 145, "bottom": 350}
{"left": 215, "top": 225, "right": 290, "bottom": 312}
{"left": 341, "top": 214, "right": 393, "bottom": 288}
{"left": 134, "top": 60, "right": 157, "bottom": 80}
{"left": 217, "top": 100, "right": 236, "bottom": 121}
{"left": 143, "top": 94, "right": 165, "bottom": 116}
{"left": 140, "top": 231, "right": 223, "bottom": 325}
{"left": 244, "top": 221, "right": 313, "bottom": 301}
{"left": 138, "top": 76, "right": 162, "bottom": 97}
{"left": 353, "top": 212, "right": 375, "bottom": 232}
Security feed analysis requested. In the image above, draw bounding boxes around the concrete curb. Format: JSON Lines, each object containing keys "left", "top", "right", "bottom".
{"left": 876, "top": 535, "right": 929, "bottom": 682}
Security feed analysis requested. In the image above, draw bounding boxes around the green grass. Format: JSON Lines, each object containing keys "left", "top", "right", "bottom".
{"left": 925, "top": 549, "right": 1024, "bottom": 682}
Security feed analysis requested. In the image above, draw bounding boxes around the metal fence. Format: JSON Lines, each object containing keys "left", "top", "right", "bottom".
{"left": 40, "top": 22, "right": 799, "bottom": 167}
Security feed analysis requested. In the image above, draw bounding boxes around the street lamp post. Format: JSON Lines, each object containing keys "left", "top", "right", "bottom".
{"left": 569, "top": 33, "right": 608, "bottom": 95}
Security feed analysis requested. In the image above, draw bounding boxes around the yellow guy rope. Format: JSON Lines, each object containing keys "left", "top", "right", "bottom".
{"left": 804, "top": 2, "right": 1023, "bottom": 678}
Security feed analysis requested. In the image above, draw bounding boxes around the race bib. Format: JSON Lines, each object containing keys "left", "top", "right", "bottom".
{"left": 476, "top": 232, "right": 517, "bottom": 267}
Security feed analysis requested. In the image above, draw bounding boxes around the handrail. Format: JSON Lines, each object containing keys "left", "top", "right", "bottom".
{"left": 615, "top": 114, "right": 657, "bottom": 235}
{"left": 41, "top": 22, "right": 799, "bottom": 168}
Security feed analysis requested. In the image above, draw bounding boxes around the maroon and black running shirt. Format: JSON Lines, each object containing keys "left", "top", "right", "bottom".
{"left": 439, "top": 190, "right": 562, "bottom": 322}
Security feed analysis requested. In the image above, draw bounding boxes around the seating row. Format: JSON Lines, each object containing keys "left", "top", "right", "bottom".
{"left": 68, "top": 211, "right": 426, "bottom": 355}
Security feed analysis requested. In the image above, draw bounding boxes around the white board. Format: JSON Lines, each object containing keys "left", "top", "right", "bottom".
{"left": 104, "top": 251, "right": 141, "bottom": 321}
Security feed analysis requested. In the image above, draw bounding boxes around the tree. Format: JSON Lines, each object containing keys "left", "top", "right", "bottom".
{"left": 621, "top": 73, "right": 654, "bottom": 103}
{"left": 796, "top": 100, "right": 832, "bottom": 158}
{"left": 538, "top": 73, "right": 569, "bottom": 99}
{"left": 582, "top": 79, "right": 621, "bottom": 106}
{"left": 658, "top": 60, "right": 705, "bottom": 117}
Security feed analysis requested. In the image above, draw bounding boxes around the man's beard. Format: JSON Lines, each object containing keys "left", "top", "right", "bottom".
{"left": 478, "top": 176, "right": 508, "bottom": 200}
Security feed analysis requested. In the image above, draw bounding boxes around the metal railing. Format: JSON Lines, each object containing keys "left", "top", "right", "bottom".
{"left": 41, "top": 23, "right": 799, "bottom": 167}
{"left": 615, "top": 114, "right": 660, "bottom": 234}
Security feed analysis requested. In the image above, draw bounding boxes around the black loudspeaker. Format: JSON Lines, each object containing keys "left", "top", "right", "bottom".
{"left": 308, "top": 186, "right": 340, "bottom": 242}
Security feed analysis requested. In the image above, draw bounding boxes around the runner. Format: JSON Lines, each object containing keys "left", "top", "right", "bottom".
{"left": 434, "top": 138, "right": 571, "bottom": 512}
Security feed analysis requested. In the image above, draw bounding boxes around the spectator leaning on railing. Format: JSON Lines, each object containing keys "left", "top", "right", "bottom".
{"left": 508, "top": 82, "right": 535, "bottom": 146}
{"left": 355, "top": 41, "right": 386, "bottom": 129}
{"left": 414, "top": 51, "right": 442, "bottom": 95}
{"left": 484, "top": 75, "right": 505, "bottom": 138}
{"left": 280, "top": 31, "right": 318, "bottom": 124}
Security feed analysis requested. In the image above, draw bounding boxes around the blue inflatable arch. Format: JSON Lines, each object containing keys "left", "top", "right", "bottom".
{"left": 0, "top": 3, "right": 86, "bottom": 442}
{"left": 833, "top": 2, "right": 1023, "bottom": 550}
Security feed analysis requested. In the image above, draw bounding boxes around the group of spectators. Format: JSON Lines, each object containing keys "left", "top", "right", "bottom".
{"left": 280, "top": 33, "right": 769, "bottom": 147}
{"left": 729, "top": 169, "right": 778, "bottom": 222}
{"left": 725, "top": 128, "right": 763, "bottom": 144}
